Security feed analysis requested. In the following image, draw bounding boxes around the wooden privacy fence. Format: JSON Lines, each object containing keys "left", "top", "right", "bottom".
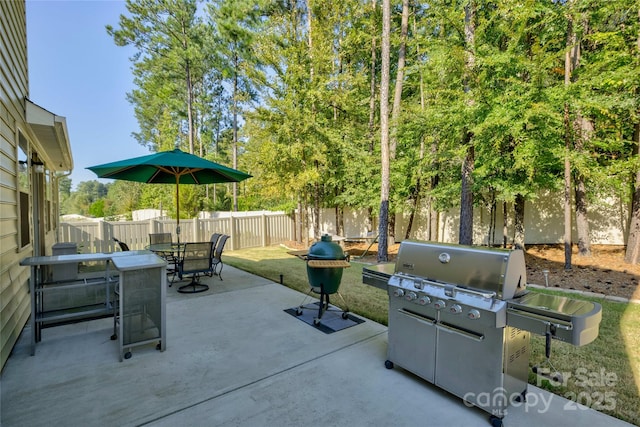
{"left": 59, "top": 212, "right": 295, "bottom": 254}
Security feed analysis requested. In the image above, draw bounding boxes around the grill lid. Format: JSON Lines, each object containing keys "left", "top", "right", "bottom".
{"left": 394, "top": 240, "right": 527, "bottom": 300}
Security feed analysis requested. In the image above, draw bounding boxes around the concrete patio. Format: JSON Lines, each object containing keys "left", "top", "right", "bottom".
{"left": 0, "top": 265, "right": 633, "bottom": 427}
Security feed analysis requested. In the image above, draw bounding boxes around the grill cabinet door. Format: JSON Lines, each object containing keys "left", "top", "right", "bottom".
{"left": 434, "top": 322, "right": 507, "bottom": 416}
{"left": 387, "top": 296, "right": 437, "bottom": 383}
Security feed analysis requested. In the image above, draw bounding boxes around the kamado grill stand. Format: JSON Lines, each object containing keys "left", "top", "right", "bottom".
{"left": 291, "top": 235, "right": 351, "bottom": 325}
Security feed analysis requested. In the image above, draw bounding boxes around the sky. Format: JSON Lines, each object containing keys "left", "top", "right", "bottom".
{"left": 26, "top": 0, "right": 151, "bottom": 189}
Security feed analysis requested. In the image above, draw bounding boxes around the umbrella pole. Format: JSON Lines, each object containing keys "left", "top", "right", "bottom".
{"left": 176, "top": 177, "right": 180, "bottom": 243}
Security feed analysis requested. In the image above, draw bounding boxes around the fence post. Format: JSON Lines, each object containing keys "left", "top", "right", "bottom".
{"left": 261, "top": 214, "right": 268, "bottom": 247}
{"left": 193, "top": 217, "right": 200, "bottom": 241}
{"left": 97, "top": 220, "right": 106, "bottom": 253}
{"left": 229, "top": 213, "right": 235, "bottom": 250}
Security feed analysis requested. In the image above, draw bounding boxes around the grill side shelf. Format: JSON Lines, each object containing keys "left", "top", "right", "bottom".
{"left": 507, "top": 295, "right": 602, "bottom": 346}
{"left": 307, "top": 260, "right": 350, "bottom": 268}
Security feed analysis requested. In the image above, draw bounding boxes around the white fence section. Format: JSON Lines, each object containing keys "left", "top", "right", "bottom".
{"left": 59, "top": 190, "right": 630, "bottom": 254}
{"left": 312, "top": 191, "right": 629, "bottom": 246}
{"left": 59, "top": 212, "right": 295, "bottom": 254}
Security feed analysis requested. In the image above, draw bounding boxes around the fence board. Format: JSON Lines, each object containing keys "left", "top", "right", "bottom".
{"left": 59, "top": 213, "right": 294, "bottom": 254}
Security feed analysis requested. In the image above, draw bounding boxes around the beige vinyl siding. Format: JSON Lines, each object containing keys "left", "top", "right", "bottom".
{"left": 0, "top": 1, "right": 31, "bottom": 371}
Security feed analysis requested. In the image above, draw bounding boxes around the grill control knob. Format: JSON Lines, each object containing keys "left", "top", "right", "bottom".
{"left": 405, "top": 291, "right": 418, "bottom": 302}
{"left": 433, "top": 300, "right": 446, "bottom": 310}
{"left": 393, "top": 288, "right": 405, "bottom": 298}
{"left": 468, "top": 309, "right": 481, "bottom": 320}
{"left": 417, "top": 296, "right": 431, "bottom": 306}
{"left": 449, "top": 304, "right": 463, "bottom": 314}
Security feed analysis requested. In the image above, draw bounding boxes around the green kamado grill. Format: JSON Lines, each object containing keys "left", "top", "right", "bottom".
{"left": 295, "top": 235, "right": 351, "bottom": 325}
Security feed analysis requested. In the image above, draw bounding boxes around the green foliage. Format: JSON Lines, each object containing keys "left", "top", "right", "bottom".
{"left": 61, "top": 180, "right": 111, "bottom": 216}
{"left": 88, "top": 199, "right": 105, "bottom": 218}
{"left": 93, "top": 0, "right": 640, "bottom": 246}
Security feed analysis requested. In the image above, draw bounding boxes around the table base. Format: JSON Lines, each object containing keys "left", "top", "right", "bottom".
{"left": 177, "top": 282, "right": 209, "bottom": 294}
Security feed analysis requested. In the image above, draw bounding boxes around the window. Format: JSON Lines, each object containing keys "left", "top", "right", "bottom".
{"left": 18, "top": 134, "right": 30, "bottom": 248}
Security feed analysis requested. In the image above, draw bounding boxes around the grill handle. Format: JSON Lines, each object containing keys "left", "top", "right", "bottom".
{"left": 462, "top": 288, "right": 497, "bottom": 300}
{"left": 437, "top": 322, "right": 485, "bottom": 342}
{"left": 507, "top": 307, "right": 573, "bottom": 331}
{"left": 397, "top": 309, "right": 436, "bottom": 326}
{"left": 438, "top": 283, "right": 496, "bottom": 300}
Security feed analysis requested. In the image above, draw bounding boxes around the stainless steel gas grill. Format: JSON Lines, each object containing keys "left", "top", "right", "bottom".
{"left": 362, "top": 240, "right": 602, "bottom": 427}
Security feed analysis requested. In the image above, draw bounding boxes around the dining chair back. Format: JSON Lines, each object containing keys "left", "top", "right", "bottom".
{"left": 211, "top": 234, "right": 229, "bottom": 281}
{"left": 149, "top": 233, "right": 172, "bottom": 245}
{"left": 175, "top": 242, "right": 214, "bottom": 293}
{"left": 210, "top": 233, "right": 222, "bottom": 248}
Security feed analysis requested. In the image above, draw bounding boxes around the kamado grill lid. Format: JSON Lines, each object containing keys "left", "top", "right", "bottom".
{"left": 308, "top": 235, "right": 346, "bottom": 260}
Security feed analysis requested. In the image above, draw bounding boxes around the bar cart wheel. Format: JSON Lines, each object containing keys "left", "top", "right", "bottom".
{"left": 313, "top": 318, "right": 321, "bottom": 325}
{"left": 489, "top": 415, "right": 503, "bottom": 427}
{"left": 341, "top": 312, "right": 349, "bottom": 319}
{"left": 384, "top": 360, "right": 394, "bottom": 369}
{"left": 124, "top": 351, "right": 132, "bottom": 359}
{"left": 295, "top": 307, "right": 303, "bottom": 316}
{"left": 156, "top": 342, "right": 161, "bottom": 350}
{"left": 110, "top": 334, "right": 117, "bottom": 340}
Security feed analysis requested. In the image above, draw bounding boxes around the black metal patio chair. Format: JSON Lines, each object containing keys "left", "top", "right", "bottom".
{"left": 175, "top": 241, "right": 214, "bottom": 293}
{"left": 113, "top": 237, "right": 129, "bottom": 251}
{"left": 210, "top": 234, "right": 229, "bottom": 281}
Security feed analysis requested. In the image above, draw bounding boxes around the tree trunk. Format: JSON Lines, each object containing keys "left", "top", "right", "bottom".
{"left": 570, "top": 9, "right": 591, "bottom": 257}
{"left": 296, "top": 200, "right": 303, "bottom": 244}
{"left": 406, "top": 15, "right": 425, "bottom": 243}
{"left": 459, "top": 143, "right": 474, "bottom": 245}
{"left": 514, "top": 194, "right": 525, "bottom": 250}
{"left": 377, "top": 0, "right": 391, "bottom": 263}
{"left": 232, "top": 54, "right": 239, "bottom": 211}
{"left": 488, "top": 194, "right": 496, "bottom": 247}
{"left": 186, "top": 61, "right": 195, "bottom": 154}
{"left": 405, "top": 176, "right": 420, "bottom": 241}
{"left": 336, "top": 205, "right": 344, "bottom": 237}
{"left": 314, "top": 169, "right": 320, "bottom": 240}
{"left": 563, "top": 1, "right": 577, "bottom": 270}
{"left": 367, "top": 0, "right": 377, "bottom": 154}
{"left": 366, "top": 206, "right": 374, "bottom": 234}
{"left": 429, "top": 206, "right": 439, "bottom": 242}
{"left": 625, "top": 122, "right": 640, "bottom": 264}
{"left": 574, "top": 176, "right": 591, "bottom": 256}
{"left": 624, "top": 7, "right": 640, "bottom": 264}
{"left": 389, "top": 0, "right": 409, "bottom": 160}
{"left": 564, "top": 106, "right": 573, "bottom": 270}
{"left": 502, "top": 201, "right": 508, "bottom": 248}
{"left": 458, "top": 0, "right": 475, "bottom": 246}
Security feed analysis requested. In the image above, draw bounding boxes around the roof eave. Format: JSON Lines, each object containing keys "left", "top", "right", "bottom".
{"left": 25, "top": 98, "right": 73, "bottom": 172}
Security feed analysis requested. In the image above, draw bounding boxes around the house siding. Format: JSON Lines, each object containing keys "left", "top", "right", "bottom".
{"left": 0, "top": 0, "right": 31, "bottom": 371}
{"left": 1, "top": 1, "right": 68, "bottom": 372}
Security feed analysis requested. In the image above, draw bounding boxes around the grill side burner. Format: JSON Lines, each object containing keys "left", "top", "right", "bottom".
{"left": 364, "top": 240, "right": 602, "bottom": 427}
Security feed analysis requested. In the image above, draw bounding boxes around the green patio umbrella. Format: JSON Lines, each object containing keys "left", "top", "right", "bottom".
{"left": 87, "top": 148, "right": 251, "bottom": 238}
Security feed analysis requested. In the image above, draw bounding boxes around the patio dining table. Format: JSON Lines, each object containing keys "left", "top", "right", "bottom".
{"left": 146, "top": 242, "right": 184, "bottom": 283}
{"left": 146, "top": 242, "right": 185, "bottom": 254}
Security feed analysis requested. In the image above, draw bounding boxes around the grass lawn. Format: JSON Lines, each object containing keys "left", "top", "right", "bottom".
{"left": 224, "top": 245, "right": 640, "bottom": 426}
